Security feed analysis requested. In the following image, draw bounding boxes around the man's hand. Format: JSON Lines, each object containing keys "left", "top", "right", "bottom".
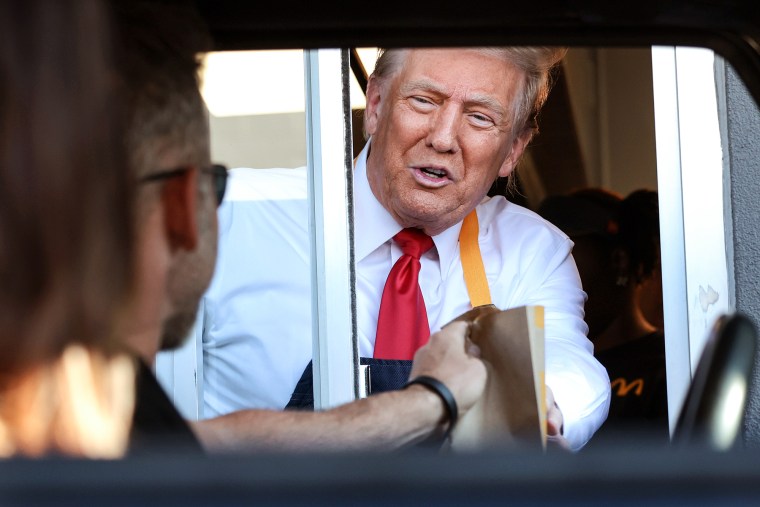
{"left": 546, "top": 385, "right": 570, "bottom": 450}
{"left": 408, "top": 321, "right": 487, "bottom": 416}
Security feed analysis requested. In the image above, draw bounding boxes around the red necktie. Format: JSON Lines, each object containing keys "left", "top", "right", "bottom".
{"left": 374, "top": 228, "right": 434, "bottom": 359}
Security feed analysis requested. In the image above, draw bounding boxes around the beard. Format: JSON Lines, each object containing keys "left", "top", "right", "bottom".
{"left": 160, "top": 190, "right": 218, "bottom": 352}
{"left": 159, "top": 253, "right": 210, "bottom": 352}
{"left": 160, "top": 306, "right": 198, "bottom": 351}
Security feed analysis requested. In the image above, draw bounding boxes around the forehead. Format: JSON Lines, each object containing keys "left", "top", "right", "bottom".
{"left": 392, "top": 48, "right": 523, "bottom": 105}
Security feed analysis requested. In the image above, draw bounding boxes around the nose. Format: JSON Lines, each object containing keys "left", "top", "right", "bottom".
{"left": 425, "top": 104, "right": 460, "bottom": 153}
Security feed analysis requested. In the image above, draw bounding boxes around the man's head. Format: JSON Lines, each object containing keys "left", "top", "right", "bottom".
{"left": 116, "top": 3, "right": 217, "bottom": 356}
{"left": 364, "top": 47, "right": 565, "bottom": 236}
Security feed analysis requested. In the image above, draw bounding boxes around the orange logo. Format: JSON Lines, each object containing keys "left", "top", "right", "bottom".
{"left": 611, "top": 377, "right": 644, "bottom": 396}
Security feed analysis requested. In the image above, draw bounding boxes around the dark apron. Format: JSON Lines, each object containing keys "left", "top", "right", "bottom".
{"left": 286, "top": 358, "right": 412, "bottom": 409}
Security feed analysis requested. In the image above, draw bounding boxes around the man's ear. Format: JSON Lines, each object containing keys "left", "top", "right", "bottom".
{"left": 161, "top": 169, "right": 198, "bottom": 252}
{"left": 498, "top": 130, "right": 533, "bottom": 178}
{"left": 364, "top": 76, "right": 384, "bottom": 136}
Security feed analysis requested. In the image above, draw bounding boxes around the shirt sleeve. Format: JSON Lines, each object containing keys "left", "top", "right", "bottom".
{"left": 525, "top": 236, "right": 611, "bottom": 450}
{"left": 200, "top": 169, "right": 314, "bottom": 417}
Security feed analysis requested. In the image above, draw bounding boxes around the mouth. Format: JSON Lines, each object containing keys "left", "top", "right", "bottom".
{"left": 411, "top": 165, "right": 452, "bottom": 187}
{"left": 420, "top": 167, "right": 447, "bottom": 178}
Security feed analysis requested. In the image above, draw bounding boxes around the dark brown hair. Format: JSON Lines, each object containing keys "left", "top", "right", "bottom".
{"left": 618, "top": 189, "right": 660, "bottom": 282}
{"left": 0, "top": 0, "right": 134, "bottom": 380}
{"left": 114, "top": 1, "right": 211, "bottom": 184}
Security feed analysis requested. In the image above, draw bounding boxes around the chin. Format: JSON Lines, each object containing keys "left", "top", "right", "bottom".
{"left": 394, "top": 198, "right": 450, "bottom": 226}
{"left": 160, "top": 312, "right": 196, "bottom": 351}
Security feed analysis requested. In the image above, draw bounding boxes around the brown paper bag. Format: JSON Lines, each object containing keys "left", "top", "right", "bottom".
{"left": 447, "top": 305, "right": 546, "bottom": 451}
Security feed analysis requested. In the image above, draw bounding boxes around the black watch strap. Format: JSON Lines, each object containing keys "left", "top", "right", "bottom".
{"left": 404, "top": 375, "right": 458, "bottom": 441}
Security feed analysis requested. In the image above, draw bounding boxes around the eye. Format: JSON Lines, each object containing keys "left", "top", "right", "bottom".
{"left": 468, "top": 112, "right": 495, "bottom": 127}
{"left": 409, "top": 95, "right": 435, "bottom": 110}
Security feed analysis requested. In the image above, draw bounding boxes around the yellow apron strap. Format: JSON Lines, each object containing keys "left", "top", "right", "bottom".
{"left": 459, "top": 209, "right": 492, "bottom": 307}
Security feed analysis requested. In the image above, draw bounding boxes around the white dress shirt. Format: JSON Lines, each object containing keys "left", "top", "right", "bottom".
{"left": 200, "top": 142, "right": 611, "bottom": 450}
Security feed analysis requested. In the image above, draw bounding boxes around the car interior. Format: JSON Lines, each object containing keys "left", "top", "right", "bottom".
{"left": 3, "top": 0, "right": 760, "bottom": 504}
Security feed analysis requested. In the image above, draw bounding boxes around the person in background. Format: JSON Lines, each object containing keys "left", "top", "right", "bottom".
{"left": 0, "top": 0, "right": 136, "bottom": 457}
{"left": 595, "top": 190, "right": 666, "bottom": 440}
{"left": 539, "top": 189, "right": 667, "bottom": 442}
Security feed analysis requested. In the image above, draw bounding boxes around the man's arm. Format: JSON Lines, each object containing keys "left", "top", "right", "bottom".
{"left": 538, "top": 241, "right": 611, "bottom": 449}
{"left": 191, "top": 322, "right": 486, "bottom": 453}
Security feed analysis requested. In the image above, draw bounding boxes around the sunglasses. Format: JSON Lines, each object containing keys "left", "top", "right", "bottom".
{"left": 141, "top": 164, "right": 228, "bottom": 207}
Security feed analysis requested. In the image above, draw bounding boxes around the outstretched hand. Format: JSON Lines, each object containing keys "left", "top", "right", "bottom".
{"left": 409, "top": 321, "right": 487, "bottom": 416}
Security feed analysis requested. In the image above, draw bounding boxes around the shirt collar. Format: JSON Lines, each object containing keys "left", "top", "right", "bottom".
{"left": 354, "top": 139, "right": 464, "bottom": 277}
{"left": 354, "top": 139, "right": 402, "bottom": 261}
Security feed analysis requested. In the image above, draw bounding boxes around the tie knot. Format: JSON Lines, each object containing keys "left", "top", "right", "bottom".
{"left": 393, "top": 228, "right": 434, "bottom": 259}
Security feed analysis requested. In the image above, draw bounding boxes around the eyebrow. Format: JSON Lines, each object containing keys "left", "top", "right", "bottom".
{"left": 400, "top": 78, "right": 447, "bottom": 97}
{"left": 400, "top": 78, "right": 508, "bottom": 121}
